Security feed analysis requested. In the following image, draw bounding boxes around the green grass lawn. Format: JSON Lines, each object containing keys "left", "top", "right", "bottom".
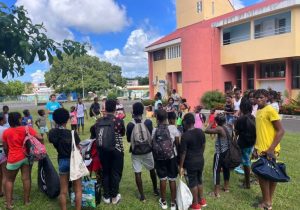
{"left": 1, "top": 104, "right": 299, "bottom": 210}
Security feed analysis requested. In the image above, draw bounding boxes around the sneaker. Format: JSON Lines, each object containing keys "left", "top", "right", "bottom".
{"left": 102, "top": 196, "right": 111, "bottom": 204}
{"left": 170, "top": 202, "right": 176, "bottom": 210}
{"left": 159, "top": 198, "right": 168, "bottom": 210}
{"left": 190, "top": 203, "right": 201, "bottom": 210}
{"left": 112, "top": 194, "right": 121, "bottom": 205}
{"left": 199, "top": 198, "right": 207, "bottom": 207}
{"left": 153, "top": 189, "right": 159, "bottom": 196}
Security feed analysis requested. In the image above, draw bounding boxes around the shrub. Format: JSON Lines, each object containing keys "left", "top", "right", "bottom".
{"left": 201, "top": 90, "right": 226, "bottom": 110}
{"left": 279, "top": 104, "right": 300, "bottom": 115}
{"left": 141, "top": 99, "right": 155, "bottom": 106}
{"left": 214, "top": 103, "right": 225, "bottom": 110}
{"left": 107, "top": 91, "right": 118, "bottom": 100}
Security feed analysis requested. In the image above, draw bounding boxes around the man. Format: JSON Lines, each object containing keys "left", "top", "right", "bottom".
{"left": 90, "top": 97, "right": 101, "bottom": 119}
{"left": 126, "top": 102, "right": 159, "bottom": 202}
{"left": 76, "top": 98, "right": 88, "bottom": 134}
{"left": 233, "top": 88, "right": 242, "bottom": 117}
{"left": 45, "top": 94, "right": 61, "bottom": 128}
{"left": 171, "top": 89, "right": 181, "bottom": 111}
{"left": 96, "top": 99, "right": 125, "bottom": 204}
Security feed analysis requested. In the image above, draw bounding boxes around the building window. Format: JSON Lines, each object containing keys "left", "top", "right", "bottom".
{"left": 254, "top": 11, "right": 291, "bottom": 39}
{"left": 177, "top": 72, "right": 182, "bottom": 83}
{"left": 260, "top": 62, "right": 285, "bottom": 78}
{"left": 247, "top": 65, "right": 254, "bottom": 90}
{"left": 223, "top": 22, "right": 251, "bottom": 45}
{"left": 236, "top": 66, "right": 242, "bottom": 90}
{"left": 153, "top": 49, "right": 165, "bottom": 61}
{"left": 292, "top": 60, "right": 300, "bottom": 89}
{"left": 197, "top": 1, "right": 202, "bottom": 13}
{"left": 167, "top": 45, "right": 181, "bottom": 59}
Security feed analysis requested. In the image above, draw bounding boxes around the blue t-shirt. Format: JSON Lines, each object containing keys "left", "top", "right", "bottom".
{"left": 46, "top": 101, "right": 61, "bottom": 120}
{"left": 22, "top": 116, "right": 33, "bottom": 127}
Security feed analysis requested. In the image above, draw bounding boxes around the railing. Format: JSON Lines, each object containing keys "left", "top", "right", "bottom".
{"left": 254, "top": 26, "right": 291, "bottom": 39}
{"left": 223, "top": 34, "right": 250, "bottom": 45}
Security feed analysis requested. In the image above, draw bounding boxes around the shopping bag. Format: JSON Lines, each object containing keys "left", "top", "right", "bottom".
{"left": 70, "top": 177, "right": 101, "bottom": 208}
{"left": 176, "top": 178, "right": 193, "bottom": 210}
{"left": 70, "top": 130, "right": 89, "bottom": 181}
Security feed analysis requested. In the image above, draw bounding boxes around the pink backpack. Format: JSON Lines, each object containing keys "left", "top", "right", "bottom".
{"left": 23, "top": 126, "right": 47, "bottom": 163}
{"left": 194, "top": 113, "right": 203, "bottom": 129}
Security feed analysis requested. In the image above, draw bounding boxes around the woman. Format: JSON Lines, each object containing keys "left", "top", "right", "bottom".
{"left": 2, "top": 112, "right": 43, "bottom": 209}
{"left": 253, "top": 89, "right": 285, "bottom": 210}
{"left": 165, "top": 98, "right": 176, "bottom": 113}
{"left": 205, "top": 113, "right": 231, "bottom": 197}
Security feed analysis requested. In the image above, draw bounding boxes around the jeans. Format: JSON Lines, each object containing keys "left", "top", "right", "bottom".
{"left": 98, "top": 148, "right": 124, "bottom": 198}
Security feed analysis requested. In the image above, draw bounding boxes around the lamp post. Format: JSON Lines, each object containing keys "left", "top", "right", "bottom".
{"left": 81, "top": 66, "right": 85, "bottom": 99}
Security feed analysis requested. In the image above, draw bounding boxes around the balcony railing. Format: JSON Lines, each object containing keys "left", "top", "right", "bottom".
{"left": 254, "top": 26, "right": 291, "bottom": 39}
{"left": 223, "top": 34, "right": 250, "bottom": 45}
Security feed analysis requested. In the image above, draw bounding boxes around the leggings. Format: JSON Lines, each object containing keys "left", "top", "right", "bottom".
{"left": 213, "top": 151, "right": 230, "bottom": 185}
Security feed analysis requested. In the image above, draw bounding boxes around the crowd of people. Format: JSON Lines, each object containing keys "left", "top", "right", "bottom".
{"left": 0, "top": 88, "right": 285, "bottom": 210}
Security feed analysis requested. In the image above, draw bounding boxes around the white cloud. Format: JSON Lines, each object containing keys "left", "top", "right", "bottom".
{"left": 15, "top": 0, "right": 129, "bottom": 41}
{"left": 230, "top": 0, "right": 245, "bottom": 9}
{"left": 100, "top": 28, "right": 161, "bottom": 77}
{"left": 30, "top": 70, "right": 45, "bottom": 84}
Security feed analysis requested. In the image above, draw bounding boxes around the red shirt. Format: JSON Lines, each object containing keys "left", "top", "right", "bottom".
{"left": 208, "top": 114, "right": 217, "bottom": 128}
{"left": 3, "top": 126, "right": 37, "bottom": 163}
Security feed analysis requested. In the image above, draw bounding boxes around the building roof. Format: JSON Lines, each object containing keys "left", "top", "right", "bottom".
{"left": 146, "top": 0, "right": 284, "bottom": 50}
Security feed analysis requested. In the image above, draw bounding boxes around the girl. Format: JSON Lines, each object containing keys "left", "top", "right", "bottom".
{"left": 165, "top": 98, "right": 176, "bottom": 113}
{"left": 207, "top": 109, "right": 217, "bottom": 140}
{"left": 177, "top": 103, "right": 188, "bottom": 133}
{"left": 2, "top": 112, "right": 43, "bottom": 209}
{"left": 224, "top": 95, "right": 234, "bottom": 126}
{"left": 0, "top": 113, "right": 7, "bottom": 198}
{"left": 194, "top": 106, "right": 206, "bottom": 130}
{"left": 49, "top": 108, "right": 82, "bottom": 210}
{"left": 205, "top": 113, "right": 231, "bottom": 198}
{"left": 35, "top": 109, "right": 49, "bottom": 138}
{"left": 145, "top": 105, "right": 154, "bottom": 119}
{"left": 22, "top": 110, "right": 33, "bottom": 127}
{"left": 70, "top": 106, "right": 77, "bottom": 131}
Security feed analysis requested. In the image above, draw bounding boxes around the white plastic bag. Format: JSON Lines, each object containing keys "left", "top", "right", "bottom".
{"left": 176, "top": 179, "right": 193, "bottom": 210}
{"left": 70, "top": 131, "right": 89, "bottom": 181}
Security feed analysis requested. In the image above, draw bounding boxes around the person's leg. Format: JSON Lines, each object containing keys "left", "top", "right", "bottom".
{"left": 98, "top": 149, "right": 111, "bottom": 200}
{"left": 1, "top": 162, "right": 7, "bottom": 198}
{"left": 160, "top": 179, "right": 167, "bottom": 202}
{"left": 73, "top": 178, "right": 82, "bottom": 210}
{"left": 134, "top": 173, "right": 145, "bottom": 200}
{"left": 0, "top": 163, "right": 3, "bottom": 196}
{"left": 244, "top": 165, "right": 251, "bottom": 189}
{"left": 186, "top": 169, "right": 198, "bottom": 205}
{"left": 5, "top": 168, "right": 19, "bottom": 208}
{"left": 150, "top": 169, "right": 159, "bottom": 195}
{"left": 169, "top": 180, "right": 176, "bottom": 203}
{"left": 258, "top": 176, "right": 271, "bottom": 206}
{"left": 20, "top": 163, "right": 31, "bottom": 204}
{"left": 269, "top": 181, "right": 277, "bottom": 206}
{"left": 59, "top": 174, "right": 69, "bottom": 210}
{"left": 81, "top": 118, "right": 84, "bottom": 133}
{"left": 111, "top": 150, "right": 124, "bottom": 202}
{"left": 212, "top": 153, "right": 221, "bottom": 196}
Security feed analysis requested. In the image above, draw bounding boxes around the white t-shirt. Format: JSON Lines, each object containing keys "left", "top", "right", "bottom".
{"left": 76, "top": 104, "right": 86, "bottom": 118}
{"left": 271, "top": 102, "right": 279, "bottom": 113}
{"left": 171, "top": 93, "right": 181, "bottom": 106}
{"left": 0, "top": 125, "right": 7, "bottom": 145}
{"left": 152, "top": 124, "right": 181, "bottom": 157}
{"left": 233, "top": 98, "right": 241, "bottom": 111}
{"left": 252, "top": 104, "right": 258, "bottom": 117}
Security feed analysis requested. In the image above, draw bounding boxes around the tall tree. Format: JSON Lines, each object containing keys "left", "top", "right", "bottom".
{"left": 24, "top": 82, "right": 34, "bottom": 94}
{"left": 44, "top": 55, "right": 126, "bottom": 94}
{"left": 0, "top": 3, "right": 87, "bottom": 78}
{"left": 6, "top": 80, "right": 25, "bottom": 96}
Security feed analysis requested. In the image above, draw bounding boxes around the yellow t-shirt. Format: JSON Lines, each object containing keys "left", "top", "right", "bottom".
{"left": 255, "top": 105, "right": 281, "bottom": 155}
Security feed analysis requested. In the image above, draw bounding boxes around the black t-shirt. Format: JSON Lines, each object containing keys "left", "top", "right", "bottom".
{"left": 224, "top": 104, "right": 234, "bottom": 115}
{"left": 235, "top": 114, "right": 256, "bottom": 149}
{"left": 49, "top": 128, "right": 81, "bottom": 159}
{"left": 180, "top": 128, "right": 206, "bottom": 170}
{"left": 90, "top": 102, "right": 101, "bottom": 115}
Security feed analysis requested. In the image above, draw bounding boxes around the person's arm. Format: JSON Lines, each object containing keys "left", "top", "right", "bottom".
{"left": 265, "top": 120, "right": 285, "bottom": 158}
{"left": 179, "top": 136, "right": 186, "bottom": 177}
{"left": 35, "top": 118, "right": 40, "bottom": 129}
{"left": 119, "top": 119, "right": 126, "bottom": 136}
{"left": 84, "top": 105, "right": 88, "bottom": 119}
{"left": 3, "top": 141, "right": 8, "bottom": 157}
{"left": 205, "top": 124, "right": 221, "bottom": 135}
{"left": 126, "top": 123, "right": 134, "bottom": 143}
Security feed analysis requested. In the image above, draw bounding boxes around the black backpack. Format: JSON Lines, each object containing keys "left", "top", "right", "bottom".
{"left": 95, "top": 116, "right": 116, "bottom": 151}
{"left": 130, "top": 120, "right": 152, "bottom": 155}
{"left": 222, "top": 126, "right": 242, "bottom": 170}
{"left": 152, "top": 124, "right": 174, "bottom": 160}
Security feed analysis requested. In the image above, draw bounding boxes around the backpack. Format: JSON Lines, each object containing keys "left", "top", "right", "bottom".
{"left": 95, "top": 117, "right": 116, "bottom": 151}
{"left": 222, "top": 126, "right": 242, "bottom": 170}
{"left": 152, "top": 124, "right": 174, "bottom": 160}
{"left": 80, "top": 139, "right": 96, "bottom": 166}
{"left": 24, "top": 126, "right": 47, "bottom": 163}
{"left": 130, "top": 120, "right": 152, "bottom": 155}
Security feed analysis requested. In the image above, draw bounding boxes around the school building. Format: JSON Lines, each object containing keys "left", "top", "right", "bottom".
{"left": 145, "top": 0, "right": 300, "bottom": 107}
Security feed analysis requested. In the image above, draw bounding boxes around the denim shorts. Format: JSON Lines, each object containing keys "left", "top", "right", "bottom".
{"left": 58, "top": 158, "right": 70, "bottom": 175}
{"left": 77, "top": 117, "right": 84, "bottom": 125}
{"left": 242, "top": 147, "right": 253, "bottom": 167}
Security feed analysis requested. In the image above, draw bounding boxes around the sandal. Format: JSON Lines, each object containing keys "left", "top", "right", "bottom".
{"left": 208, "top": 191, "right": 220, "bottom": 198}
{"left": 223, "top": 188, "right": 230, "bottom": 193}
{"left": 6, "top": 204, "right": 14, "bottom": 210}
{"left": 256, "top": 203, "right": 272, "bottom": 210}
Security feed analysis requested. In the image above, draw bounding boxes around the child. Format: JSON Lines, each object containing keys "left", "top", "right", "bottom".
{"left": 207, "top": 109, "right": 217, "bottom": 140}
{"left": 35, "top": 109, "right": 49, "bottom": 138}
{"left": 146, "top": 105, "right": 154, "bottom": 119}
{"left": 22, "top": 109, "right": 33, "bottom": 127}
{"left": 70, "top": 106, "right": 77, "bottom": 131}
{"left": 205, "top": 113, "right": 231, "bottom": 198}
{"left": 49, "top": 108, "right": 82, "bottom": 210}
{"left": 180, "top": 113, "right": 207, "bottom": 210}
{"left": 194, "top": 106, "right": 206, "bottom": 130}
{"left": 168, "top": 112, "right": 181, "bottom": 164}
{"left": 224, "top": 95, "right": 234, "bottom": 126}
{"left": 177, "top": 103, "right": 188, "bottom": 133}
{"left": 2, "top": 106, "right": 9, "bottom": 128}
{"left": 0, "top": 113, "right": 7, "bottom": 197}
{"left": 152, "top": 110, "right": 178, "bottom": 210}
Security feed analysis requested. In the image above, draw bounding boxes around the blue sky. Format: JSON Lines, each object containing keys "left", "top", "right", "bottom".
{"left": 1, "top": 0, "right": 260, "bottom": 83}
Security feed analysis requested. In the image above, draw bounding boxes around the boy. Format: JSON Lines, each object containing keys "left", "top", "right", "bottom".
{"left": 2, "top": 106, "right": 9, "bottom": 128}
{"left": 180, "top": 113, "right": 206, "bottom": 210}
{"left": 126, "top": 102, "right": 159, "bottom": 202}
{"left": 35, "top": 109, "right": 49, "bottom": 138}
{"left": 152, "top": 110, "right": 178, "bottom": 210}
{"left": 76, "top": 98, "right": 88, "bottom": 134}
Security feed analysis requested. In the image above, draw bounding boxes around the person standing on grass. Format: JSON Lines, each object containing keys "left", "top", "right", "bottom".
{"left": 90, "top": 97, "right": 101, "bottom": 119}
{"left": 76, "top": 97, "right": 88, "bottom": 134}
{"left": 152, "top": 110, "right": 178, "bottom": 210}
{"left": 235, "top": 98, "right": 256, "bottom": 189}
{"left": 2, "top": 106, "right": 10, "bottom": 128}
{"left": 180, "top": 113, "right": 207, "bottom": 210}
{"left": 165, "top": 97, "right": 176, "bottom": 113}
{"left": 248, "top": 90, "right": 258, "bottom": 117}
{"left": 49, "top": 108, "right": 82, "bottom": 210}
{"left": 69, "top": 106, "right": 78, "bottom": 131}
{"left": 253, "top": 89, "right": 285, "bottom": 210}
{"left": 268, "top": 90, "right": 279, "bottom": 113}
{"left": 205, "top": 113, "right": 231, "bottom": 198}
{"left": 233, "top": 88, "right": 242, "bottom": 119}
{"left": 154, "top": 92, "right": 162, "bottom": 115}
{"left": 96, "top": 99, "right": 125, "bottom": 205}
{"left": 2, "top": 112, "right": 43, "bottom": 209}
{"left": 126, "top": 102, "right": 159, "bottom": 202}
{"left": 0, "top": 113, "right": 8, "bottom": 198}
{"left": 116, "top": 99, "right": 126, "bottom": 120}
{"left": 171, "top": 89, "right": 181, "bottom": 112}
{"left": 35, "top": 109, "right": 49, "bottom": 139}
{"left": 46, "top": 94, "right": 61, "bottom": 129}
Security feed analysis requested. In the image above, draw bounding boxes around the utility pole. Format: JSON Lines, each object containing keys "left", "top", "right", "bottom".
{"left": 81, "top": 66, "right": 85, "bottom": 99}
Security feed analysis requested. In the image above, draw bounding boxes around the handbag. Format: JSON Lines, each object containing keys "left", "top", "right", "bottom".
{"left": 70, "top": 130, "right": 89, "bottom": 181}
{"left": 251, "top": 156, "right": 290, "bottom": 182}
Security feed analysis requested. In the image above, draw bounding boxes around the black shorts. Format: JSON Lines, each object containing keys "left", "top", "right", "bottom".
{"left": 71, "top": 124, "right": 77, "bottom": 130}
{"left": 186, "top": 166, "right": 204, "bottom": 188}
{"left": 155, "top": 157, "right": 178, "bottom": 181}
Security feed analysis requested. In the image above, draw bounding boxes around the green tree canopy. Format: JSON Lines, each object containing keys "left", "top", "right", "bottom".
{"left": 0, "top": 3, "right": 87, "bottom": 78}
{"left": 6, "top": 80, "right": 25, "bottom": 96}
{"left": 44, "top": 55, "right": 126, "bottom": 94}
